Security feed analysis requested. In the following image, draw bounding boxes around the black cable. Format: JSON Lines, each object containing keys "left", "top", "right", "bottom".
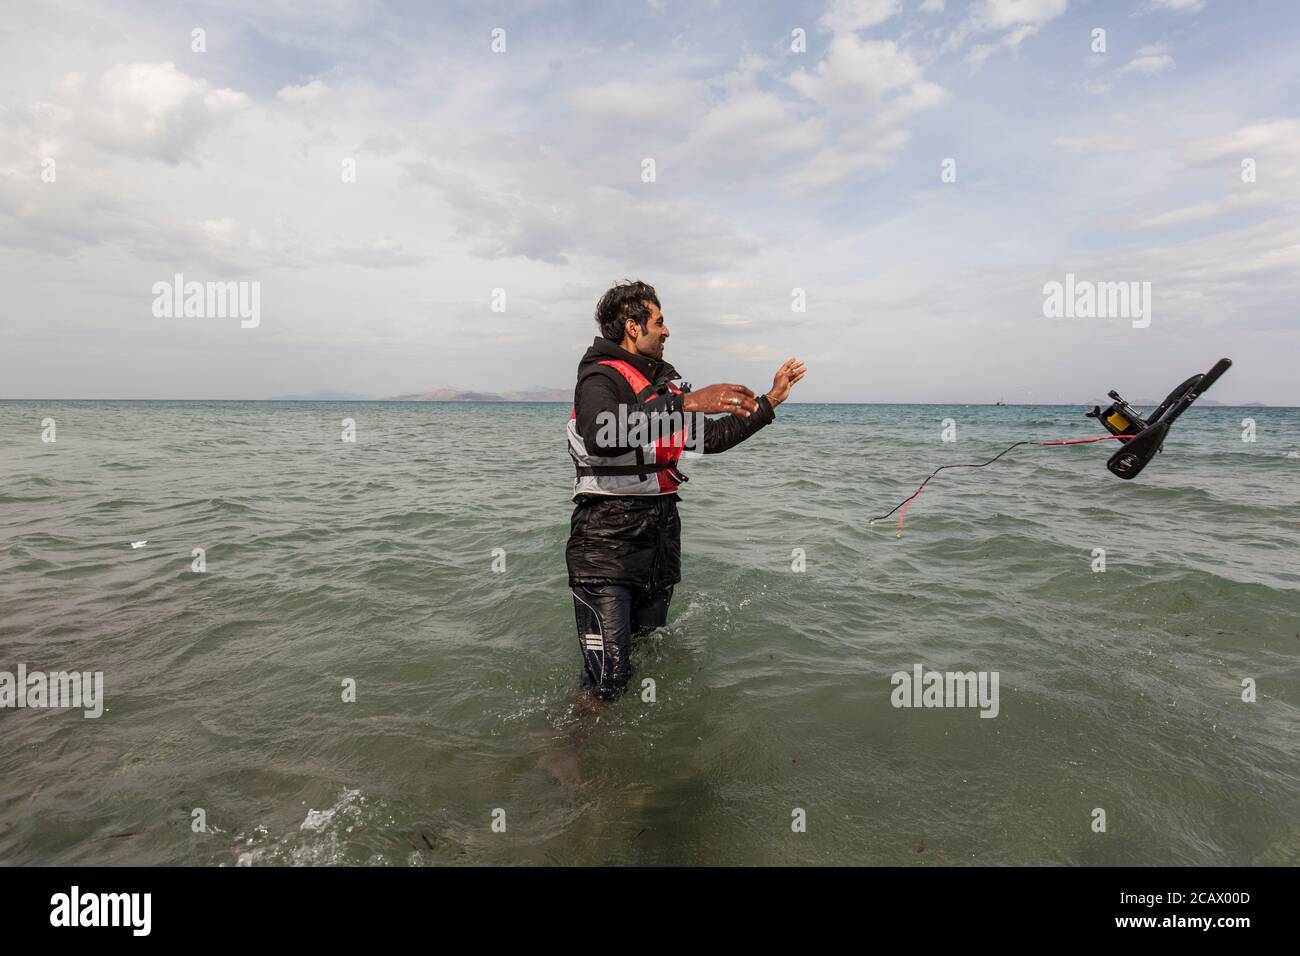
{"left": 869, "top": 440, "right": 1032, "bottom": 524}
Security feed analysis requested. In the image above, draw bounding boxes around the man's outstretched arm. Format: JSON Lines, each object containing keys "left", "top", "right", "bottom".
{"left": 577, "top": 371, "right": 765, "bottom": 457}
{"left": 696, "top": 358, "right": 807, "bottom": 454}
{"left": 697, "top": 393, "right": 775, "bottom": 453}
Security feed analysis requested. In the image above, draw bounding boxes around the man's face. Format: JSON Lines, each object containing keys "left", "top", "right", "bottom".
{"left": 630, "top": 301, "right": 669, "bottom": 360}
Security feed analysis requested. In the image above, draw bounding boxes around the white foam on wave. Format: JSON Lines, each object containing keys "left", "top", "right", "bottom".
{"left": 300, "top": 787, "right": 363, "bottom": 832}
{"left": 234, "top": 788, "right": 368, "bottom": 865}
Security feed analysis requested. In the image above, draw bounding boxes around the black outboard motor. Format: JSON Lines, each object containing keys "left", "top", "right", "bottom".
{"left": 1085, "top": 358, "right": 1232, "bottom": 479}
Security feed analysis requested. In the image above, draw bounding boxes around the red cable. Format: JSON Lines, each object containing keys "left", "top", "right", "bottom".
{"left": 1036, "top": 435, "right": 1129, "bottom": 446}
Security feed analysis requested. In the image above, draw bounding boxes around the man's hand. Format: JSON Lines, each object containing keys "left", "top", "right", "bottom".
{"left": 684, "top": 383, "right": 760, "bottom": 417}
{"left": 765, "top": 358, "right": 806, "bottom": 408}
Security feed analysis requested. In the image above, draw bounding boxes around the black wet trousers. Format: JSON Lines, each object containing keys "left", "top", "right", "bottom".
{"left": 570, "top": 583, "right": 674, "bottom": 700}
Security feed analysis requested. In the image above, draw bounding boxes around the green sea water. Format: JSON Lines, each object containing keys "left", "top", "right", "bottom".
{"left": 1, "top": 400, "right": 1297, "bottom": 865}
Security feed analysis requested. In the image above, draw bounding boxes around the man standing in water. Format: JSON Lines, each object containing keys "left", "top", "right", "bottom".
{"left": 566, "top": 280, "right": 806, "bottom": 702}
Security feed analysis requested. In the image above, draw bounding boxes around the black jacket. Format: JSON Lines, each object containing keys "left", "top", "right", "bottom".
{"left": 565, "top": 337, "right": 776, "bottom": 590}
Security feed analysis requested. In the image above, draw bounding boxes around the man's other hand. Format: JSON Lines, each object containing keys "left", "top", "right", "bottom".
{"left": 765, "top": 358, "right": 806, "bottom": 407}
{"left": 683, "top": 383, "right": 760, "bottom": 417}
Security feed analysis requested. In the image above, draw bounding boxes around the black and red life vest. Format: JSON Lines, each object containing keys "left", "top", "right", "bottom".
{"left": 567, "top": 358, "right": 689, "bottom": 497}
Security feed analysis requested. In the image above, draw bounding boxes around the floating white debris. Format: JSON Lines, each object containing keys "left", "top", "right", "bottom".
{"left": 130, "top": 540, "right": 147, "bottom": 549}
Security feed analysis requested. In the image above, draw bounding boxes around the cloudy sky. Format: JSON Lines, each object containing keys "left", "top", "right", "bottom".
{"left": 2, "top": 0, "right": 1297, "bottom": 403}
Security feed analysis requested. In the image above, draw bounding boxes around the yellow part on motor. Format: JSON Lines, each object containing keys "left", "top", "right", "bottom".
{"left": 1106, "top": 411, "right": 1130, "bottom": 432}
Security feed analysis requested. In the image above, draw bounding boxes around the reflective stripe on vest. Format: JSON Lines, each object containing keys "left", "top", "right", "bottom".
{"left": 568, "top": 359, "right": 687, "bottom": 497}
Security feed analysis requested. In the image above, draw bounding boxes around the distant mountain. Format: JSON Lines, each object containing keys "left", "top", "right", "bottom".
{"left": 385, "top": 386, "right": 570, "bottom": 402}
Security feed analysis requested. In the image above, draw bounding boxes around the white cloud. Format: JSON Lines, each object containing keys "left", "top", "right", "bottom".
{"left": 568, "top": 78, "right": 702, "bottom": 130}
{"left": 0, "top": 61, "right": 422, "bottom": 272}
{"left": 1120, "top": 45, "right": 1176, "bottom": 75}
{"left": 564, "top": 37, "right": 946, "bottom": 196}
{"left": 1147, "top": 0, "right": 1205, "bottom": 12}
{"left": 278, "top": 79, "right": 327, "bottom": 105}
{"left": 790, "top": 35, "right": 924, "bottom": 109}
{"left": 1003, "top": 24, "right": 1040, "bottom": 48}
{"left": 818, "top": 0, "right": 901, "bottom": 33}
{"left": 946, "top": 0, "right": 1068, "bottom": 68}
{"left": 83, "top": 62, "right": 248, "bottom": 164}
{"left": 1185, "top": 119, "right": 1300, "bottom": 204}
{"left": 673, "top": 86, "right": 823, "bottom": 181}
{"left": 1189, "top": 118, "right": 1300, "bottom": 165}
{"left": 401, "top": 156, "right": 761, "bottom": 272}
{"left": 1135, "top": 199, "right": 1221, "bottom": 229}
{"left": 785, "top": 35, "right": 947, "bottom": 188}
{"left": 978, "top": 0, "right": 1068, "bottom": 30}
{"left": 966, "top": 44, "right": 997, "bottom": 71}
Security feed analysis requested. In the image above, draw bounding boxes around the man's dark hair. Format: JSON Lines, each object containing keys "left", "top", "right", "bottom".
{"left": 595, "top": 280, "right": 659, "bottom": 342}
